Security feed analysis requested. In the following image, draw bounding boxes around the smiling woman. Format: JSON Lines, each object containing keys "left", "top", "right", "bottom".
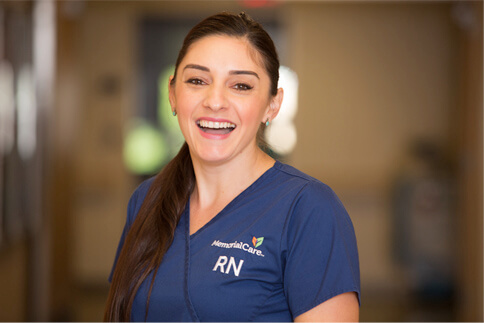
{"left": 105, "top": 12, "right": 360, "bottom": 322}
{"left": 169, "top": 34, "right": 281, "bottom": 166}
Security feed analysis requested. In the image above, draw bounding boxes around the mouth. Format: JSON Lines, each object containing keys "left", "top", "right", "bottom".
{"left": 197, "top": 119, "right": 236, "bottom": 135}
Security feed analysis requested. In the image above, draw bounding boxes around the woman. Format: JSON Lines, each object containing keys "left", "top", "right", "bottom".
{"left": 105, "top": 12, "right": 360, "bottom": 322}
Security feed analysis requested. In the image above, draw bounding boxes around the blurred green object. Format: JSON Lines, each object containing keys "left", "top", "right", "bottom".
{"left": 123, "top": 119, "right": 168, "bottom": 175}
{"left": 123, "top": 66, "right": 185, "bottom": 175}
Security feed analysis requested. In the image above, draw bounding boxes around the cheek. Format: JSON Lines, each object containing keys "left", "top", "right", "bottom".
{"left": 175, "top": 91, "right": 200, "bottom": 120}
{"left": 240, "top": 98, "right": 267, "bottom": 124}
{"left": 174, "top": 95, "right": 196, "bottom": 134}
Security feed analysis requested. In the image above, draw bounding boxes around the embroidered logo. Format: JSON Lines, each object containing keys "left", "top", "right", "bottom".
{"left": 211, "top": 239, "right": 265, "bottom": 257}
{"left": 252, "top": 236, "right": 264, "bottom": 248}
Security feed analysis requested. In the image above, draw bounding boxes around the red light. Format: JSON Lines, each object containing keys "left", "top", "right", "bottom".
{"left": 239, "top": 0, "right": 278, "bottom": 8}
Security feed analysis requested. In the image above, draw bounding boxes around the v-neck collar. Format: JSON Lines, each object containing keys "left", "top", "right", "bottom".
{"left": 182, "top": 161, "right": 280, "bottom": 322}
{"left": 188, "top": 161, "right": 280, "bottom": 240}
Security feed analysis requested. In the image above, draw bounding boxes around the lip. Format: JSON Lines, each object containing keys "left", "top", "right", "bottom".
{"left": 196, "top": 117, "right": 236, "bottom": 140}
{"left": 196, "top": 117, "right": 235, "bottom": 123}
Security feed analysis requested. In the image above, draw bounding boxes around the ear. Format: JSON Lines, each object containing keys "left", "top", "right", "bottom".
{"left": 168, "top": 75, "right": 176, "bottom": 111}
{"left": 264, "top": 88, "right": 284, "bottom": 123}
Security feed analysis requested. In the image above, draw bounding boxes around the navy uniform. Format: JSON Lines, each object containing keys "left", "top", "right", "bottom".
{"left": 110, "top": 161, "right": 360, "bottom": 321}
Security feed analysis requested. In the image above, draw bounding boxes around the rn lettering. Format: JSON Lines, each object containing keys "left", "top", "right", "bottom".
{"left": 212, "top": 256, "right": 244, "bottom": 277}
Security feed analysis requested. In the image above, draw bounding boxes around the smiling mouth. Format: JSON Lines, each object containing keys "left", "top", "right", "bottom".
{"left": 197, "top": 120, "right": 236, "bottom": 135}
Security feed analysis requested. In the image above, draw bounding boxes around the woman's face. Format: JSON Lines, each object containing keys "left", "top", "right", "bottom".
{"left": 169, "top": 35, "right": 282, "bottom": 166}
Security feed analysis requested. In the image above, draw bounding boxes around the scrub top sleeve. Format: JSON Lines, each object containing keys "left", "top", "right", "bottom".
{"left": 282, "top": 181, "right": 360, "bottom": 319}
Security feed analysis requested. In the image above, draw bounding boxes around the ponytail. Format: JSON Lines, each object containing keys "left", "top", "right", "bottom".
{"left": 104, "top": 142, "right": 194, "bottom": 321}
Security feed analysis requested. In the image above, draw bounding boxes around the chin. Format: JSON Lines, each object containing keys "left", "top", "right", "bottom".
{"left": 192, "top": 146, "right": 235, "bottom": 165}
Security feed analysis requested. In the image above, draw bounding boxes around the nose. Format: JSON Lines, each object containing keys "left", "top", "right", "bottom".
{"left": 203, "top": 83, "right": 228, "bottom": 111}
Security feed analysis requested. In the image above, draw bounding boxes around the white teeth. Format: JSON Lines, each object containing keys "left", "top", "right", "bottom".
{"left": 198, "top": 120, "right": 236, "bottom": 129}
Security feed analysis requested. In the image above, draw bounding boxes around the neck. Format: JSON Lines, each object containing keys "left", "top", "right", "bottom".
{"left": 190, "top": 145, "right": 274, "bottom": 209}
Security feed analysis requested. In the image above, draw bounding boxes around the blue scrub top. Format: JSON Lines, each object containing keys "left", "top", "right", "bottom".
{"left": 110, "top": 161, "right": 360, "bottom": 321}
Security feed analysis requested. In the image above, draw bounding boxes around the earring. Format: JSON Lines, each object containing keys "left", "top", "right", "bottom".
{"left": 265, "top": 119, "right": 270, "bottom": 127}
{"left": 172, "top": 110, "right": 177, "bottom": 116}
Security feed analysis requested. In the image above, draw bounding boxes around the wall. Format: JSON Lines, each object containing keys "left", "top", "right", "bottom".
{"left": 287, "top": 2, "right": 458, "bottom": 298}
{"left": 0, "top": 243, "right": 27, "bottom": 321}
{"left": 455, "top": 2, "right": 483, "bottom": 320}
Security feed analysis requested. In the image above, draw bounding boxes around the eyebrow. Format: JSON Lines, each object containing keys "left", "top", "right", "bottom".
{"left": 183, "top": 64, "right": 209, "bottom": 72}
{"left": 183, "top": 64, "right": 259, "bottom": 79}
{"left": 229, "top": 70, "right": 259, "bottom": 79}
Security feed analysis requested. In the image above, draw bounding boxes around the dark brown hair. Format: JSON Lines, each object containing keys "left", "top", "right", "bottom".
{"left": 104, "top": 12, "right": 279, "bottom": 322}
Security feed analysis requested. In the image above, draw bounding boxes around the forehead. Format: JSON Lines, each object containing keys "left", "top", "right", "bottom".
{"left": 181, "top": 35, "right": 266, "bottom": 72}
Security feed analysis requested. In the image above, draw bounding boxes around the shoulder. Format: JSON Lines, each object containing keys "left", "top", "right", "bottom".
{"left": 274, "top": 162, "right": 345, "bottom": 210}
{"left": 134, "top": 176, "right": 156, "bottom": 197}
{"left": 273, "top": 162, "right": 353, "bottom": 233}
{"left": 273, "top": 163, "right": 361, "bottom": 314}
{"left": 273, "top": 161, "right": 321, "bottom": 184}
{"left": 126, "top": 176, "right": 156, "bottom": 226}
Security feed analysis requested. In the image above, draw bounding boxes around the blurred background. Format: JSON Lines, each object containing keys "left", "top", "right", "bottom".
{"left": 0, "top": 0, "right": 482, "bottom": 321}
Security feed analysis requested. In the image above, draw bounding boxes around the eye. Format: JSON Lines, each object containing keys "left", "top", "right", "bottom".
{"left": 186, "top": 78, "right": 206, "bottom": 85}
{"left": 233, "top": 83, "right": 253, "bottom": 91}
